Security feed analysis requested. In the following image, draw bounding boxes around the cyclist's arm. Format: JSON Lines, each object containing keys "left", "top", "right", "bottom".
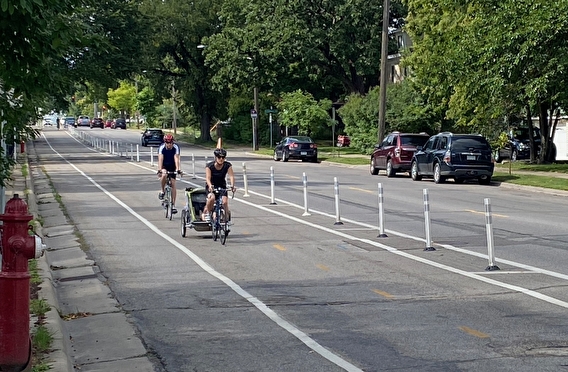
{"left": 227, "top": 166, "right": 236, "bottom": 190}
{"left": 174, "top": 153, "right": 181, "bottom": 173}
{"left": 205, "top": 167, "right": 213, "bottom": 191}
{"left": 157, "top": 147, "right": 164, "bottom": 172}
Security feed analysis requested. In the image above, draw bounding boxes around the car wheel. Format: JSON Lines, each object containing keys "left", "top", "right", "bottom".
{"left": 273, "top": 151, "right": 280, "bottom": 161}
{"left": 385, "top": 159, "right": 395, "bottom": 177}
{"left": 370, "top": 157, "right": 379, "bottom": 175}
{"left": 411, "top": 161, "right": 422, "bottom": 181}
{"left": 282, "top": 150, "right": 289, "bottom": 162}
{"left": 479, "top": 176, "right": 492, "bottom": 185}
{"left": 511, "top": 150, "right": 518, "bottom": 162}
{"left": 433, "top": 163, "right": 445, "bottom": 183}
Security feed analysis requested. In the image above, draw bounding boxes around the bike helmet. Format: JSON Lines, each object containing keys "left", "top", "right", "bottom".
{"left": 164, "top": 134, "right": 174, "bottom": 143}
{"left": 214, "top": 148, "right": 227, "bottom": 158}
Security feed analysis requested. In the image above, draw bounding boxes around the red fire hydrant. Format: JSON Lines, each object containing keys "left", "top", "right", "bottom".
{"left": 0, "top": 194, "right": 46, "bottom": 371}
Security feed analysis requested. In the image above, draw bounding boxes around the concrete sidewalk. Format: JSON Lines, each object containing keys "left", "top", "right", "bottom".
{"left": 4, "top": 143, "right": 156, "bottom": 371}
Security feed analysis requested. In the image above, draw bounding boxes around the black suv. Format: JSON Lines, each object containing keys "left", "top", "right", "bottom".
{"left": 90, "top": 117, "right": 104, "bottom": 129}
{"left": 141, "top": 128, "right": 165, "bottom": 146}
{"left": 411, "top": 132, "right": 494, "bottom": 184}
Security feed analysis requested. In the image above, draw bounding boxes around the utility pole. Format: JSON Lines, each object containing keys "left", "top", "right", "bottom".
{"left": 253, "top": 87, "right": 259, "bottom": 151}
{"left": 377, "top": 0, "right": 390, "bottom": 144}
{"left": 172, "top": 80, "right": 177, "bottom": 135}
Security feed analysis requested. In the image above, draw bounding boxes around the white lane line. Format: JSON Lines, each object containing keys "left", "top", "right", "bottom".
{"left": 42, "top": 134, "right": 363, "bottom": 372}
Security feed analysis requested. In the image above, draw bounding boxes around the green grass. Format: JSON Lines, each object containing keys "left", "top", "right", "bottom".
{"left": 494, "top": 162, "right": 568, "bottom": 173}
{"left": 30, "top": 299, "right": 51, "bottom": 317}
{"left": 493, "top": 172, "right": 568, "bottom": 191}
{"left": 32, "top": 326, "right": 53, "bottom": 354}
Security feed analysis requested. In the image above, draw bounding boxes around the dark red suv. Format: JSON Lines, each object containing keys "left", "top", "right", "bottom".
{"left": 370, "top": 131, "right": 430, "bottom": 177}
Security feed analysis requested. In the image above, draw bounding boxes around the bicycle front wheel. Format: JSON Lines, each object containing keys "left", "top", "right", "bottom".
{"left": 211, "top": 215, "right": 218, "bottom": 241}
{"left": 219, "top": 209, "right": 229, "bottom": 245}
{"left": 164, "top": 188, "right": 171, "bottom": 219}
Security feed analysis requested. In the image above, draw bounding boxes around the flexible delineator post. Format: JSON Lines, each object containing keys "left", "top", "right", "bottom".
{"left": 191, "top": 153, "right": 196, "bottom": 179}
{"left": 423, "top": 188, "right": 435, "bottom": 251}
{"left": 270, "top": 167, "right": 276, "bottom": 205}
{"left": 334, "top": 177, "right": 342, "bottom": 225}
{"left": 484, "top": 198, "right": 500, "bottom": 271}
{"left": 377, "top": 183, "right": 387, "bottom": 237}
{"left": 302, "top": 172, "right": 310, "bottom": 216}
{"left": 242, "top": 162, "right": 250, "bottom": 197}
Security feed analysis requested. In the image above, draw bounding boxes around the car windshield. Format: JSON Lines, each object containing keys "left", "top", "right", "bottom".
{"left": 452, "top": 137, "right": 491, "bottom": 151}
{"left": 513, "top": 128, "right": 540, "bottom": 140}
{"left": 401, "top": 135, "right": 428, "bottom": 146}
{"left": 288, "top": 136, "right": 313, "bottom": 143}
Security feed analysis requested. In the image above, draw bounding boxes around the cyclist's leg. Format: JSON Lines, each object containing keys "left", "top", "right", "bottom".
{"left": 203, "top": 193, "right": 215, "bottom": 221}
{"left": 170, "top": 177, "right": 178, "bottom": 213}
{"left": 222, "top": 195, "right": 230, "bottom": 221}
{"left": 159, "top": 173, "right": 166, "bottom": 199}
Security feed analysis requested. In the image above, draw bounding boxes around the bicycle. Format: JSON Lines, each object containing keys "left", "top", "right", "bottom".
{"left": 210, "top": 187, "right": 234, "bottom": 245}
{"left": 159, "top": 171, "right": 180, "bottom": 220}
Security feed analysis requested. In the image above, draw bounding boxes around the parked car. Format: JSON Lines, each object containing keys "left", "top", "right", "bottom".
{"left": 273, "top": 136, "right": 318, "bottom": 162}
{"left": 336, "top": 135, "right": 351, "bottom": 147}
{"left": 370, "top": 131, "right": 430, "bottom": 177}
{"left": 112, "top": 118, "right": 127, "bottom": 130}
{"left": 64, "top": 117, "right": 76, "bottom": 128}
{"left": 141, "top": 128, "right": 165, "bottom": 146}
{"left": 494, "top": 127, "right": 541, "bottom": 162}
{"left": 410, "top": 132, "right": 494, "bottom": 185}
{"left": 77, "top": 116, "right": 90, "bottom": 127}
{"left": 43, "top": 117, "right": 52, "bottom": 126}
{"left": 90, "top": 117, "right": 104, "bottom": 129}
{"left": 104, "top": 119, "right": 113, "bottom": 128}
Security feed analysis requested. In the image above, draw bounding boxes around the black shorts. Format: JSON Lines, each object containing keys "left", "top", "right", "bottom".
{"left": 164, "top": 165, "right": 177, "bottom": 179}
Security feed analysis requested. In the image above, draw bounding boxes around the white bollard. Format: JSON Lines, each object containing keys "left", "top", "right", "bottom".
{"left": 136, "top": 144, "right": 140, "bottom": 162}
{"left": 191, "top": 153, "right": 196, "bottom": 179}
{"left": 484, "top": 198, "right": 500, "bottom": 271}
{"left": 333, "top": 177, "right": 342, "bottom": 225}
{"left": 377, "top": 183, "right": 387, "bottom": 237}
{"left": 270, "top": 167, "right": 276, "bottom": 205}
{"left": 423, "top": 188, "right": 435, "bottom": 251}
{"left": 242, "top": 162, "right": 250, "bottom": 197}
{"left": 302, "top": 172, "right": 310, "bottom": 216}
{"left": 150, "top": 146, "right": 154, "bottom": 166}
{"left": 130, "top": 144, "right": 134, "bottom": 161}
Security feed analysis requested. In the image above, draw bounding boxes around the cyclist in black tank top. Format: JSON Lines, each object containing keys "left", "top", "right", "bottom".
{"left": 203, "top": 148, "right": 236, "bottom": 221}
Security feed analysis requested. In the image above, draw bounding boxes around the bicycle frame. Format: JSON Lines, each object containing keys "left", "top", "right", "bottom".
{"left": 210, "top": 187, "right": 231, "bottom": 245}
{"left": 161, "top": 171, "right": 178, "bottom": 220}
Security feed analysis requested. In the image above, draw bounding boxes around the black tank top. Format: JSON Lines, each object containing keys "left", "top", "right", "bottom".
{"left": 206, "top": 161, "right": 232, "bottom": 188}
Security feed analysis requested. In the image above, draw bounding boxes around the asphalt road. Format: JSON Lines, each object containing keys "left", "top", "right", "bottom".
{"left": 36, "top": 127, "right": 568, "bottom": 371}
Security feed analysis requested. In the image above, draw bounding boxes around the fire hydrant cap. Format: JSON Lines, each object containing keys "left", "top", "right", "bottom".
{"left": 0, "top": 194, "right": 32, "bottom": 222}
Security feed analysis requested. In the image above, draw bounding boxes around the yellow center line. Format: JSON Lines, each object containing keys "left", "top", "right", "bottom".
{"left": 459, "top": 326, "right": 490, "bottom": 338}
{"left": 285, "top": 175, "right": 301, "bottom": 179}
{"left": 372, "top": 289, "right": 394, "bottom": 299}
{"left": 465, "top": 209, "right": 509, "bottom": 218}
{"left": 273, "top": 244, "right": 287, "bottom": 251}
{"left": 316, "top": 264, "right": 330, "bottom": 271}
{"left": 348, "top": 187, "right": 374, "bottom": 194}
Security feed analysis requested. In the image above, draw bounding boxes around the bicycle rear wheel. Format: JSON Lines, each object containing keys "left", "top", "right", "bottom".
{"left": 180, "top": 209, "right": 187, "bottom": 237}
{"left": 164, "top": 188, "right": 171, "bottom": 219}
{"left": 219, "top": 209, "right": 229, "bottom": 245}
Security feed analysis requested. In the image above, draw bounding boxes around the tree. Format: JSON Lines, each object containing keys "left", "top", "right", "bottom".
{"left": 403, "top": 0, "right": 568, "bottom": 162}
{"left": 205, "top": 0, "right": 408, "bottom": 98}
{"left": 107, "top": 82, "right": 136, "bottom": 118}
{"left": 138, "top": 0, "right": 226, "bottom": 142}
{"left": 277, "top": 90, "right": 332, "bottom": 137}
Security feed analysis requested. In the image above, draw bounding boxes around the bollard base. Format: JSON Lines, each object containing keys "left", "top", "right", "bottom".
{"left": 334, "top": 221, "right": 344, "bottom": 225}
{"left": 424, "top": 246, "right": 436, "bottom": 251}
{"left": 377, "top": 233, "right": 388, "bottom": 238}
{"left": 485, "top": 265, "right": 500, "bottom": 271}
{"left": 270, "top": 202, "right": 277, "bottom": 205}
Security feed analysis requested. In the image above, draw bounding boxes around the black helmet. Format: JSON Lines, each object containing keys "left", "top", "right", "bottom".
{"left": 214, "top": 148, "right": 227, "bottom": 158}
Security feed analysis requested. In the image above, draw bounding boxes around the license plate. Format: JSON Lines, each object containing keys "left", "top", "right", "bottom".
{"left": 467, "top": 155, "right": 476, "bottom": 160}
{"left": 301, "top": 151, "right": 307, "bottom": 155}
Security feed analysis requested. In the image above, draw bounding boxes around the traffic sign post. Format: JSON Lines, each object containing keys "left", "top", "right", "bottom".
{"left": 250, "top": 109, "right": 258, "bottom": 151}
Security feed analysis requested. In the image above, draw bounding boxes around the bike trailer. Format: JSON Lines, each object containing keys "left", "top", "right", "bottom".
{"left": 183, "top": 187, "right": 211, "bottom": 232}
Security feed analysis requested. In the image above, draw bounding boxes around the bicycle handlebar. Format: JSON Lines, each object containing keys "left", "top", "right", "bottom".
{"left": 211, "top": 186, "right": 236, "bottom": 199}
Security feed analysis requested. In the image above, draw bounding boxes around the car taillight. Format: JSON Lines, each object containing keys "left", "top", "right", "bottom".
{"left": 289, "top": 143, "right": 298, "bottom": 148}
{"left": 443, "top": 149, "right": 451, "bottom": 164}
{"left": 310, "top": 144, "right": 317, "bottom": 149}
